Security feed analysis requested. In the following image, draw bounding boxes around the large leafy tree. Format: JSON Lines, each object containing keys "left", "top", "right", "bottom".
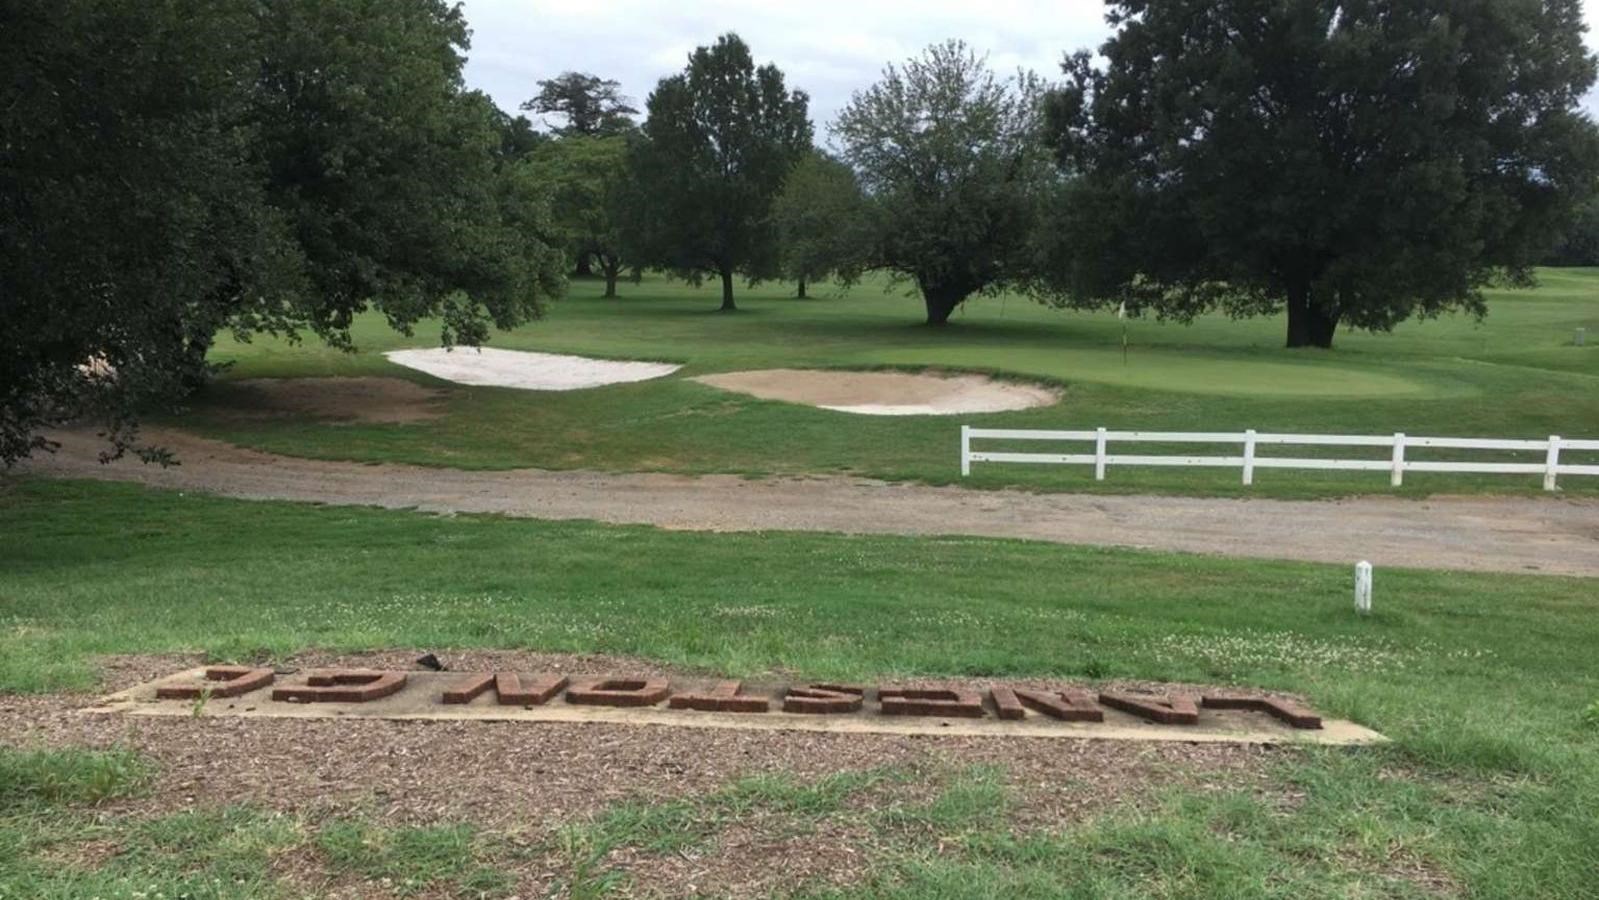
{"left": 834, "top": 41, "right": 1050, "bottom": 325}
{"left": 1, "top": 0, "right": 564, "bottom": 466}
{"left": 528, "top": 136, "right": 637, "bottom": 297}
{"left": 1043, "top": 0, "right": 1599, "bottom": 348}
{"left": 2, "top": 0, "right": 296, "bottom": 464}
{"left": 522, "top": 72, "right": 638, "bottom": 137}
{"left": 1545, "top": 194, "right": 1599, "bottom": 265}
{"left": 771, "top": 152, "right": 871, "bottom": 298}
{"left": 631, "top": 33, "right": 812, "bottom": 311}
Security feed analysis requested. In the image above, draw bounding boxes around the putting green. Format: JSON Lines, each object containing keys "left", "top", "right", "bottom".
{"left": 866, "top": 346, "right": 1433, "bottom": 397}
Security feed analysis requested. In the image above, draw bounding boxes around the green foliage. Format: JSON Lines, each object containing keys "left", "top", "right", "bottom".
{"left": 1583, "top": 699, "right": 1599, "bottom": 728}
{"left": 318, "top": 820, "right": 512, "bottom": 896}
{"left": 250, "top": 0, "right": 565, "bottom": 349}
{"left": 527, "top": 136, "right": 637, "bottom": 296}
{"left": 0, "top": 748, "right": 151, "bottom": 809}
{"left": 1545, "top": 195, "right": 1599, "bottom": 266}
{"left": 834, "top": 40, "right": 1051, "bottom": 324}
{"left": 0, "top": 0, "right": 299, "bottom": 466}
{"left": 0, "top": 0, "right": 565, "bottom": 466}
{"left": 1042, "top": 0, "right": 1599, "bottom": 348}
{"left": 772, "top": 152, "right": 871, "bottom": 297}
{"left": 522, "top": 71, "right": 638, "bottom": 138}
{"left": 630, "top": 33, "right": 812, "bottom": 310}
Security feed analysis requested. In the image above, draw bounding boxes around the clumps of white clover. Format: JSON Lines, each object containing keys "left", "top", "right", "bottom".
{"left": 1144, "top": 629, "right": 1494, "bottom": 673}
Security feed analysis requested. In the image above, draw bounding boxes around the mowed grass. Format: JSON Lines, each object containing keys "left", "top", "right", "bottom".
{"left": 169, "top": 268, "right": 1599, "bottom": 498}
{"left": 3, "top": 479, "right": 1599, "bottom": 894}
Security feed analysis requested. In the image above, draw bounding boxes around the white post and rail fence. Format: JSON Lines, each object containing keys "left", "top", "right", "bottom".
{"left": 959, "top": 426, "right": 1599, "bottom": 490}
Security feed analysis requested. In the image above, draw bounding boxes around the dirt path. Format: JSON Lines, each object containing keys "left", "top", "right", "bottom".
{"left": 17, "top": 427, "right": 1599, "bottom": 577}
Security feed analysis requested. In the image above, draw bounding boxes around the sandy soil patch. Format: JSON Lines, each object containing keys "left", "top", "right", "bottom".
{"left": 218, "top": 377, "right": 445, "bottom": 424}
{"left": 693, "top": 368, "right": 1059, "bottom": 415}
{"left": 385, "top": 346, "right": 680, "bottom": 391}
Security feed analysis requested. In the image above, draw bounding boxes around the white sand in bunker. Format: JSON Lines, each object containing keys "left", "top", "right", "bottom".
{"left": 384, "top": 346, "right": 680, "bottom": 391}
{"left": 693, "top": 368, "right": 1059, "bottom": 415}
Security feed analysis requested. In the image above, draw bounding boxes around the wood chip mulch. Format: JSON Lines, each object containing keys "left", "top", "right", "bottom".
{"left": 2, "top": 651, "right": 1305, "bottom": 897}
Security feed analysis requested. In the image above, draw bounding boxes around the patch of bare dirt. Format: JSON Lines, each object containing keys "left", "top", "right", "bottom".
{"left": 211, "top": 377, "right": 446, "bottom": 424}
{"left": 693, "top": 368, "right": 1059, "bottom": 415}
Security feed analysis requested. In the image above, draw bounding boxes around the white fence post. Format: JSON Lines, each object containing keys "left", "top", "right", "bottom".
{"left": 1093, "top": 427, "right": 1108, "bottom": 481}
{"left": 960, "top": 425, "right": 971, "bottom": 477}
{"left": 1544, "top": 435, "right": 1562, "bottom": 491}
{"left": 1390, "top": 433, "right": 1406, "bottom": 487}
{"left": 1354, "top": 561, "right": 1373, "bottom": 615}
{"left": 1241, "top": 429, "right": 1257, "bottom": 486}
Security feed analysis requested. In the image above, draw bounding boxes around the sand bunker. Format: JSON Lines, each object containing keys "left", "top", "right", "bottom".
{"left": 693, "top": 369, "right": 1059, "bottom": 415}
{"left": 385, "top": 347, "right": 680, "bottom": 391}
{"left": 219, "top": 378, "right": 445, "bottom": 424}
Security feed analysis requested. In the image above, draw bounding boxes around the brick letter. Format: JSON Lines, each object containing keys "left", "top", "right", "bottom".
{"left": 1098, "top": 691, "right": 1198, "bottom": 725}
{"left": 1201, "top": 695, "right": 1322, "bottom": 729}
{"left": 879, "top": 686, "right": 985, "bottom": 718}
{"left": 991, "top": 687, "right": 1103, "bottom": 722}
{"left": 565, "top": 676, "right": 669, "bottom": 707}
{"left": 157, "top": 666, "right": 274, "bottom": 700}
{"left": 782, "top": 684, "right": 865, "bottom": 714}
{"left": 442, "top": 673, "right": 568, "bottom": 706}
{"left": 668, "top": 680, "right": 770, "bottom": 713}
{"left": 271, "top": 670, "right": 407, "bottom": 703}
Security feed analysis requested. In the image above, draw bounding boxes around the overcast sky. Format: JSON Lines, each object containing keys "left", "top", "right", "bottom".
{"left": 460, "top": 0, "right": 1599, "bottom": 141}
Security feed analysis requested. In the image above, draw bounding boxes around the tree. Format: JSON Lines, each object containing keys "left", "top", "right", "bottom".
{"left": 528, "top": 136, "right": 636, "bottom": 297}
{"left": 1, "top": 0, "right": 564, "bottom": 466}
{"left": 1545, "top": 194, "right": 1599, "bottom": 266}
{"left": 631, "top": 33, "right": 812, "bottom": 311}
{"left": 834, "top": 41, "right": 1050, "bottom": 325}
{"left": 492, "top": 108, "right": 547, "bottom": 160}
{"left": 771, "top": 152, "right": 870, "bottom": 298}
{"left": 1042, "top": 0, "right": 1599, "bottom": 348}
{"left": 522, "top": 72, "right": 638, "bottom": 137}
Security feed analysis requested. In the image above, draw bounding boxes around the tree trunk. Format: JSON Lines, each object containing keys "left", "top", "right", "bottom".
{"left": 1285, "top": 281, "right": 1338, "bottom": 348}
{"left": 719, "top": 267, "right": 737, "bottom": 311}
{"left": 602, "top": 263, "right": 619, "bottom": 299}
{"left": 796, "top": 277, "right": 807, "bottom": 299}
{"left": 573, "top": 253, "right": 592, "bottom": 278}
{"left": 920, "top": 281, "right": 968, "bottom": 326}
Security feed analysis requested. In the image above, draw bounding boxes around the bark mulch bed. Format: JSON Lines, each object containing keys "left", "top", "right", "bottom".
{"left": 3, "top": 651, "right": 1303, "bottom": 897}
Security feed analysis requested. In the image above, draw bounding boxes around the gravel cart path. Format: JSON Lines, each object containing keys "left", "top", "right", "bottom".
{"left": 18, "top": 427, "right": 1599, "bottom": 577}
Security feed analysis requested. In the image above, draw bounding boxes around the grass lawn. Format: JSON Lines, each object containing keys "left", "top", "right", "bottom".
{"left": 3, "top": 478, "right": 1598, "bottom": 895}
{"left": 166, "top": 268, "right": 1599, "bottom": 498}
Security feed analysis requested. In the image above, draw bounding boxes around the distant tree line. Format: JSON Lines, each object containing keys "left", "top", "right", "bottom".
{"left": 6, "top": 0, "right": 1598, "bottom": 464}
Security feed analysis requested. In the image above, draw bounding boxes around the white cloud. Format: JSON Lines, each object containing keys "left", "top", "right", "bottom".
{"left": 460, "top": 0, "right": 1599, "bottom": 137}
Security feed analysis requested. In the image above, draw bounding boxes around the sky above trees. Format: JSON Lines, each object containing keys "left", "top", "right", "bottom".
{"left": 460, "top": 0, "right": 1599, "bottom": 134}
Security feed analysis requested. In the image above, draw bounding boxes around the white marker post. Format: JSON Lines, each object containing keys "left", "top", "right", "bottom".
{"left": 1354, "top": 561, "right": 1373, "bottom": 616}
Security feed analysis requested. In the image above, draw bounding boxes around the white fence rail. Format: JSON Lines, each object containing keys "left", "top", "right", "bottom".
{"left": 959, "top": 426, "right": 1599, "bottom": 490}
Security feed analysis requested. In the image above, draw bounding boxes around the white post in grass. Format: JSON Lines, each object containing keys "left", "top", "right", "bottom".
{"left": 1094, "top": 427, "right": 1109, "bottom": 481}
{"left": 960, "top": 425, "right": 971, "bottom": 477}
{"left": 1241, "top": 428, "right": 1257, "bottom": 486}
{"left": 1577, "top": 327, "right": 1586, "bottom": 347}
{"left": 1390, "top": 433, "right": 1406, "bottom": 487}
{"left": 1544, "top": 435, "right": 1562, "bottom": 492}
{"left": 1355, "top": 561, "right": 1373, "bottom": 615}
